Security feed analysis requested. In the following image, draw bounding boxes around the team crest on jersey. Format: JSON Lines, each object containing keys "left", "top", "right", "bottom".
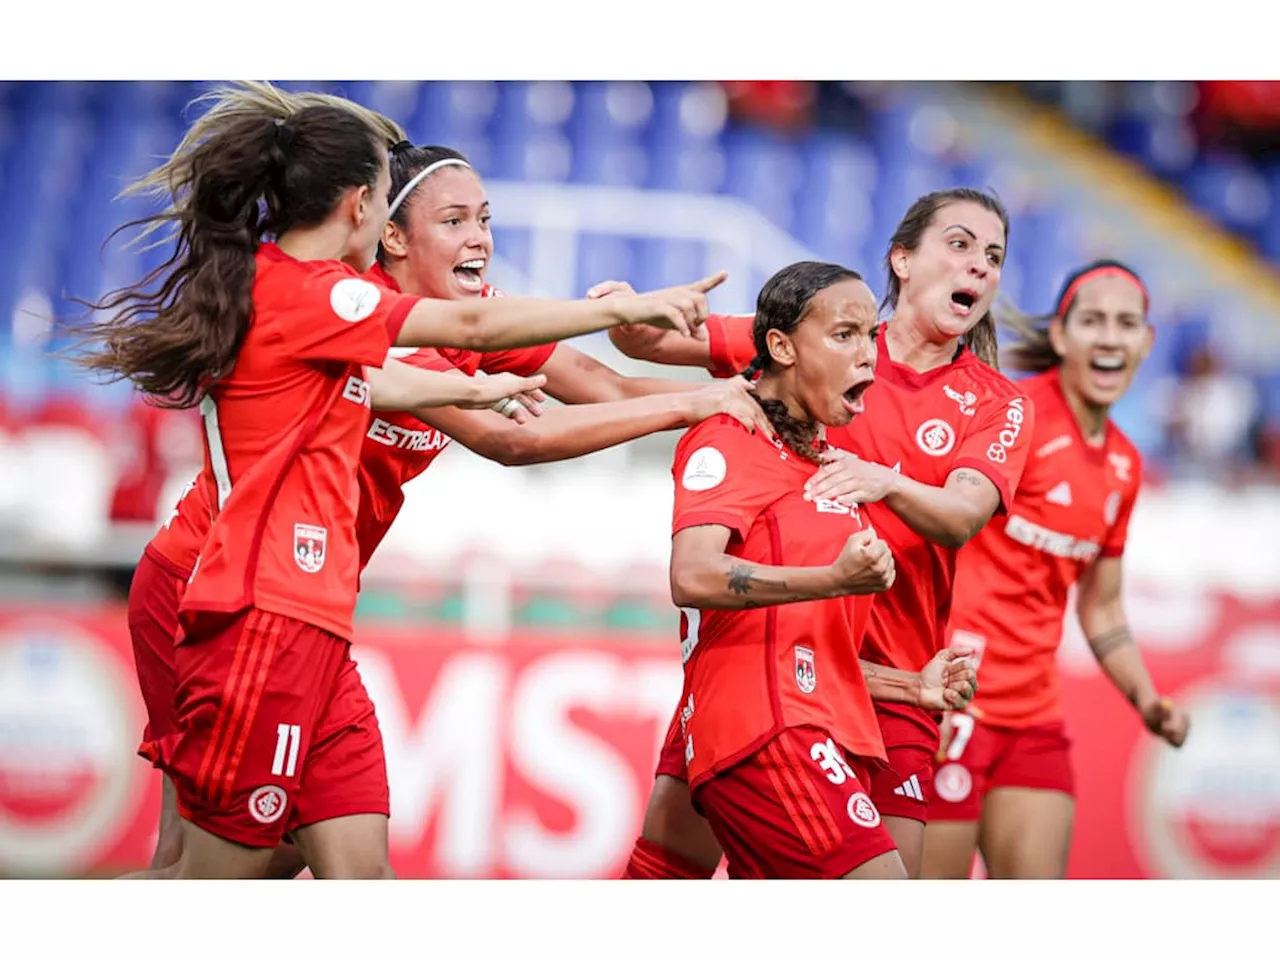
{"left": 794, "top": 645, "right": 816, "bottom": 694}
{"left": 943, "top": 384, "right": 977, "bottom": 417}
{"left": 1109, "top": 452, "right": 1132, "bottom": 483}
{"left": 294, "top": 524, "right": 327, "bottom": 574}
{"left": 248, "top": 785, "right": 288, "bottom": 824}
{"left": 846, "top": 792, "right": 881, "bottom": 828}
{"left": 915, "top": 418, "right": 956, "bottom": 457}
{"left": 1104, "top": 491, "right": 1122, "bottom": 526}
{"left": 933, "top": 763, "right": 973, "bottom": 803}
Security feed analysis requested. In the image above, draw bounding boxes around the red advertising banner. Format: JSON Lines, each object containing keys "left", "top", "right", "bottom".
{"left": 0, "top": 588, "right": 1276, "bottom": 879}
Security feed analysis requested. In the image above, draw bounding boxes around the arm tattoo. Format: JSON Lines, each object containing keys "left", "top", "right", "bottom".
{"left": 727, "top": 564, "right": 757, "bottom": 595}
{"left": 952, "top": 469, "right": 984, "bottom": 488}
{"left": 1088, "top": 625, "right": 1134, "bottom": 659}
{"left": 727, "top": 563, "right": 792, "bottom": 601}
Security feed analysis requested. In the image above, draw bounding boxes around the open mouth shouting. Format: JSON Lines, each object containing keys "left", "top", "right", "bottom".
{"left": 949, "top": 287, "right": 979, "bottom": 318}
{"left": 840, "top": 372, "right": 875, "bottom": 416}
{"left": 453, "top": 257, "right": 487, "bottom": 292}
{"left": 1088, "top": 353, "right": 1128, "bottom": 391}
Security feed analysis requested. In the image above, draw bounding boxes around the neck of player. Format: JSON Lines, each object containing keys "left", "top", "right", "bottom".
{"left": 382, "top": 259, "right": 426, "bottom": 297}
{"left": 753, "top": 373, "right": 824, "bottom": 449}
{"left": 883, "top": 310, "right": 960, "bottom": 373}
{"left": 1060, "top": 373, "right": 1110, "bottom": 446}
{"left": 276, "top": 223, "right": 364, "bottom": 271}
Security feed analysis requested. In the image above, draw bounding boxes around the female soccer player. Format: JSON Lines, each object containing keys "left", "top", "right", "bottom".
{"left": 663, "top": 259, "right": 908, "bottom": 879}
{"left": 75, "top": 82, "right": 728, "bottom": 880}
{"left": 354, "top": 142, "right": 775, "bottom": 563}
{"left": 613, "top": 188, "right": 1034, "bottom": 879}
{"left": 126, "top": 369, "right": 545, "bottom": 876}
{"left": 921, "top": 260, "right": 1190, "bottom": 880}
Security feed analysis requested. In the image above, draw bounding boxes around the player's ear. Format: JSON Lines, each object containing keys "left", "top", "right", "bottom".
{"left": 1047, "top": 315, "right": 1068, "bottom": 360}
{"left": 766, "top": 328, "right": 796, "bottom": 368}
{"left": 382, "top": 217, "right": 409, "bottom": 260}
{"left": 346, "top": 182, "right": 372, "bottom": 230}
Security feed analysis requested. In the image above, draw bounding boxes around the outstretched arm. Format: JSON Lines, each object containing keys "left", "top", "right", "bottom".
{"left": 395, "top": 274, "right": 726, "bottom": 352}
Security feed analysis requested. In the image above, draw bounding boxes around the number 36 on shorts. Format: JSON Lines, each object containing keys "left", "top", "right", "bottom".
{"left": 809, "top": 736, "right": 882, "bottom": 829}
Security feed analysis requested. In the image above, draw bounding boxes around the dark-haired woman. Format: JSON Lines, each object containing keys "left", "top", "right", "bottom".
{"left": 921, "top": 260, "right": 1189, "bottom": 880}
{"left": 75, "top": 82, "right": 729, "bottom": 880}
{"left": 612, "top": 189, "right": 1033, "bottom": 878}
{"left": 657, "top": 260, "right": 906, "bottom": 879}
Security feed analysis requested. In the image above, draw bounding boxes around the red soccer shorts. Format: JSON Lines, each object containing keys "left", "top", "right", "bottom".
{"left": 128, "top": 548, "right": 187, "bottom": 745}
{"left": 655, "top": 701, "right": 686, "bottom": 780}
{"left": 867, "top": 705, "right": 940, "bottom": 823}
{"left": 927, "top": 714, "right": 1075, "bottom": 821}
{"left": 693, "top": 726, "right": 897, "bottom": 879}
{"left": 142, "top": 608, "right": 389, "bottom": 848}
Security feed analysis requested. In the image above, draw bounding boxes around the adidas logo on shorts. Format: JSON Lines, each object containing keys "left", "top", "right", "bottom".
{"left": 892, "top": 774, "right": 924, "bottom": 802}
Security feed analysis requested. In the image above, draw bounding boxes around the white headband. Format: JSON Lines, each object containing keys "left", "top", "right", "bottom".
{"left": 387, "top": 157, "right": 472, "bottom": 219}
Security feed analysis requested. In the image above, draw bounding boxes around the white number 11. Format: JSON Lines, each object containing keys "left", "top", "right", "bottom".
{"left": 272, "top": 723, "right": 301, "bottom": 777}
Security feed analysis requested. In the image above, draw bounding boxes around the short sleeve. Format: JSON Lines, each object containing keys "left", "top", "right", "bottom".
{"left": 672, "top": 416, "right": 780, "bottom": 541}
{"left": 1101, "top": 456, "right": 1144, "bottom": 558}
{"left": 273, "top": 264, "right": 419, "bottom": 367}
{"left": 951, "top": 392, "right": 1036, "bottom": 510}
{"left": 469, "top": 343, "right": 557, "bottom": 377}
{"left": 391, "top": 347, "right": 462, "bottom": 375}
{"left": 706, "top": 314, "right": 756, "bottom": 379}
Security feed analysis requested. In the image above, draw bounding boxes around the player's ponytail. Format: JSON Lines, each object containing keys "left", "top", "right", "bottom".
{"left": 71, "top": 82, "right": 399, "bottom": 409}
{"left": 749, "top": 261, "right": 864, "bottom": 463}
{"left": 964, "top": 310, "right": 1001, "bottom": 369}
{"left": 995, "top": 300, "right": 1059, "bottom": 373}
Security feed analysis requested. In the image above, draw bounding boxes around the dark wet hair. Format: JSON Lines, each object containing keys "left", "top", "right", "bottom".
{"left": 739, "top": 261, "right": 865, "bottom": 463}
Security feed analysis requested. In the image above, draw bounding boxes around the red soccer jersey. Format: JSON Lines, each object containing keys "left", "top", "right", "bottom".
{"left": 701, "top": 313, "right": 1035, "bottom": 675}
{"left": 706, "top": 312, "right": 756, "bottom": 377}
{"left": 146, "top": 469, "right": 216, "bottom": 579}
{"left": 108, "top": 401, "right": 203, "bottom": 524}
{"left": 365, "top": 264, "right": 555, "bottom": 379}
{"left": 949, "top": 368, "right": 1143, "bottom": 727}
{"left": 671, "top": 414, "right": 885, "bottom": 790}
{"left": 354, "top": 266, "right": 555, "bottom": 564}
{"left": 353, "top": 346, "right": 458, "bottom": 566}
{"left": 178, "top": 244, "right": 418, "bottom": 641}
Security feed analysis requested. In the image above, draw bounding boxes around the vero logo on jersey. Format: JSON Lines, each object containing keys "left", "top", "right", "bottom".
{"left": 987, "top": 397, "right": 1027, "bottom": 464}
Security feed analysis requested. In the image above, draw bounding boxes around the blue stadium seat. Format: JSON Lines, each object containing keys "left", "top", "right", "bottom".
{"left": 576, "top": 236, "right": 639, "bottom": 295}
{"left": 0, "top": 79, "right": 1275, "bottom": 478}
